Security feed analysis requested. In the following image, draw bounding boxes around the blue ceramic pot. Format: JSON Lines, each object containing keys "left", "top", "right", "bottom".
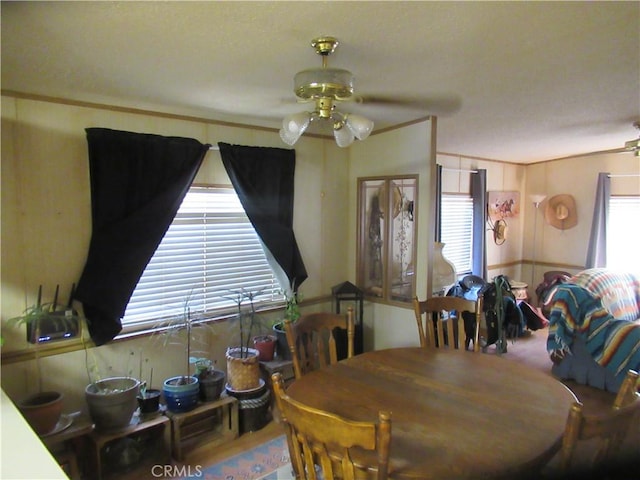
{"left": 163, "top": 376, "right": 199, "bottom": 413}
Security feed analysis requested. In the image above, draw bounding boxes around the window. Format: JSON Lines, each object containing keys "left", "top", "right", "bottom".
{"left": 122, "top": 186, "right": 279, "bottom": 332}
{"left": 440, "top": 194, "right": 474, "bottom": 275}
{"left": 607, "top": 195, "right": 640, "bottom": 275}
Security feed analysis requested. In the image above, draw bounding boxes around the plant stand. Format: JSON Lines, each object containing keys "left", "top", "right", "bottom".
{"left": 225, "top": 380, "right": 271, "bottom": 434}
{"left": 165, "top": 395, "right": 239, "bottom": 461}
{"left": 88, "top": 413, "right": 171, "bottom": 480}
{"left": 40, "top": 412, "right": 94, "bottom": 480}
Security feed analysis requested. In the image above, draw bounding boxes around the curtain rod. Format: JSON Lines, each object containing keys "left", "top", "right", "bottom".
{"left": 608, "top": 173, "right": 640, "bottom": 178}
{"left": 440, "top": 167, "right": 478, "bottom": 174}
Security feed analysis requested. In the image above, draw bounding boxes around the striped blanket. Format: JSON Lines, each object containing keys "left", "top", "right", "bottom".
{"left": 546, "top": 283, "right": 640, "bottom": 377}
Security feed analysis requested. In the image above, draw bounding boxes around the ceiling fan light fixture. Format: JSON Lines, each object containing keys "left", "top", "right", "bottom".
{"left": 333, "top": 124, "right": 355, "bottom": 148}
{"left": 294, "top": 68, "right": 354, "bottom": 101}
{"left": 282, "top": 111, "right": 311, "bottom": 135}
{"left": 345, "top": 113, "right": 374, "bottom": 141}
{"left": 281, "top": 36, "right": 374, "bottom": 148}
{"left": 279, "top": 128, "right": 300, "bottom": 146}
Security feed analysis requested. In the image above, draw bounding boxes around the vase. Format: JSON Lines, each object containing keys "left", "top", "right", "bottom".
{"left": 18, "top": 391, "right": 64, "bottom": 435}
{"left": 253, "top": 335, "right": 277, "bottom": 362}
{"left": 85, "top": 377, "right": 140, "bottom": 431}
{"left": 272, "top": 323, "right": 291, "bottom": 360}
{"left": 163, "top": 376, "right": 199, "bottom": 413}
{"left": 225, "top": 347, "right": 261, "bottom": 391}
{"left": 432, "top": 242, "right": 457, "bottom": 295}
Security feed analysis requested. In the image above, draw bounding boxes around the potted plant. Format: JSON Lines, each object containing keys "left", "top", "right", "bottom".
{"left": 272, "top": 285, "right": 302, "bottom": 360}
{"left": 7, "top": 285, "right": 78, "bottom": 435}
{"left": 253, "top": 333, "right": 277, "bottom": 362}
{"left": 224, "top": 288, "right": 265, "bottom": 391}
{"left": 135, "top": 354, "right": 161, "bottom": 415}
{"left": 193, "top": 358, "right": 225, "bottom": 402}
{"left": 157, "top": 296, "right": 208, "bottom": 413}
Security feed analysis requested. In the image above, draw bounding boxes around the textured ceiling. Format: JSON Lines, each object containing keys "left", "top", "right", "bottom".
{"left": 2, "top": 1, "right": 639, "bottom": 163}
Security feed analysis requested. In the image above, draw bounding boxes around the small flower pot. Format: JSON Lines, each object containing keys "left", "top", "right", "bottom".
{"left": 253, "top": 335, "right": 277, "bottom": 361}
{"left": 136, "top": 388, "right": 161, "bottom": 414}
{"left": 198, "top": 369, "right": 225, "bottom": 402}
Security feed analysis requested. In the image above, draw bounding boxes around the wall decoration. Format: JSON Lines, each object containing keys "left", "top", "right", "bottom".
{"left": 488, "top": 191, "right": 521, "bottom": 222}
{"left": 545, "top": 194, "right": 577, "bottom": 230}
{"left": 357, "top": 176, "right": 417, "bottom": 304}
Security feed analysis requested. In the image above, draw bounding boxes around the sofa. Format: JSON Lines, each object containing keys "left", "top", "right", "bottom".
{"left": 545, "top": 268, "right": 640, "bottom": 392}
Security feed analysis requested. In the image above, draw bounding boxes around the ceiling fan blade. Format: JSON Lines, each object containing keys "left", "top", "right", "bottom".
{"left": 356, "top": 94, "right": 462, "bottom": 115}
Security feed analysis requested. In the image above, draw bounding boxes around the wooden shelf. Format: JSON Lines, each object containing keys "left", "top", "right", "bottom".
{"left": 88, "top": 413, "right": 171, "bottom": 480}
{"left": 40, "top": 412, "right": 94, "bottom": 480}
{"left": 165, "top": 395, "right": 239, "bottom": 461}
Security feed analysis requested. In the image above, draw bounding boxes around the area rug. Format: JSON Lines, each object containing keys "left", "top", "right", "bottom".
{"left": 181, "top": 435, "right": 293, "bottom": 480}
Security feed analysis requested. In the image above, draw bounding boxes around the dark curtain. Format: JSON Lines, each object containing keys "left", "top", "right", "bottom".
{"left": 585, "top": 172, "right": 610, "bottom": 268}
{"left": 435, "top": 164, "right": 443, "bottom": 242}
{"left": 218, "top": 142, "right": 308, "bottom": 291}
{"left": 471, "top": 169, "right": 487, "bottom": 279}
{"left": 75, "top": 128, "right": 209, "bottom": 345}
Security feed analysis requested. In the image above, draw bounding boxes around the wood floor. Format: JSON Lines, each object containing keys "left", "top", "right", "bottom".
{"left": 178, "top": 328, "right": 639, "bottom": 477}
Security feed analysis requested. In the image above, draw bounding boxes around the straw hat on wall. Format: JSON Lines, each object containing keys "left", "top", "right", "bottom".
{"left": 544, "top": 194, "right": 577, "bottom": 230}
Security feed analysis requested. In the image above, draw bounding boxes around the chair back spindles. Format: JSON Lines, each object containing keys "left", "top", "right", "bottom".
{"left": 413, "top": 295, "right": 482, "bottom": 352}
{"left": 558, "top": 369, "right": 640, "bottom": 473}
{"left": 285, "top": 307, "right": 355, "bottom": 379}
{"left": 272, "top": 372, "right": 392, "bottom": 480}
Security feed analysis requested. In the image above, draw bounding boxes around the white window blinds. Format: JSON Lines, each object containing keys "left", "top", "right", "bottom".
{"left": 441, "top": 194, "right": 474, "bottom": 275}
{"left": 122, "top": 186, "right": 279, "bottom": 331}
{"left": 607, "top": 195, "right": 640, "bottom": 275}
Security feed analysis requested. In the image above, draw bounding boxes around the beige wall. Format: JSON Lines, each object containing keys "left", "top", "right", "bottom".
{"left": 524, "top": 153, "right": 640, "bottom": 287}
{"left": 349, "top": 119, "right": 437, "bottom": 350}
{"left": 2, "top": 94, "right": 638, "bottom": 413}
{"left": 0, "top": 95, "right": 352, "bottom": 410}
{"left": 437, "top": 153, "right": 527, "bottom": 283}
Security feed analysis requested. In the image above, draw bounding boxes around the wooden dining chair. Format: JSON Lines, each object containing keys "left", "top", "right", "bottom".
{"left": 272, "top": 372, "right": 392, "bottom": 480}
{"left": 413, "top": 295, "right": 482, "bottom": 352}
{"left": 284, "top": 307, "right": 354, "bottom": 379}
{"left": 558, "top": 369, "right": 640, "bottom": 475}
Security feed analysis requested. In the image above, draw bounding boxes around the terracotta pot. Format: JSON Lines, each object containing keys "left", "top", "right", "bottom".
{"left": 253, "top": 335, "right": 277, "bottom": 361}
{"left": 18, "top": 391, "right": 64, "bottom": 435}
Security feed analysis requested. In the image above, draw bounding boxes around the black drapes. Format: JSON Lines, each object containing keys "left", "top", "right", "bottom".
{"left": 218, "top": 142, "right": 308, "bottom": 291}
{"left": 76, "top": 128, "right": 209, "bottom": 345}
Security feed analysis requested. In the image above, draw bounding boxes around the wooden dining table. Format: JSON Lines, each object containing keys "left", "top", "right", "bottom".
{"left": 285, "top": 347, "right": 577, "bottom": 479}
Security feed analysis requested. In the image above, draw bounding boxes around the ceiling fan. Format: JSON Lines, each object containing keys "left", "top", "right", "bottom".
{"left": 279, "top": 36, "right": 460, "bottom": 147}
{"left": 279, "top": 36, "right": 373, "bottom": 147}
{"left": 624, "top": 121, "right": 640, "bottom": 156}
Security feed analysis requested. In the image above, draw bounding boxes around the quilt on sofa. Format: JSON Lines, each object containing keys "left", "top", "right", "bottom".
{"left": 571, "top": 268, "right": 640, "bottom": 321}
{"left": 546, "top": 283, "right": 640, "bottom": 389}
